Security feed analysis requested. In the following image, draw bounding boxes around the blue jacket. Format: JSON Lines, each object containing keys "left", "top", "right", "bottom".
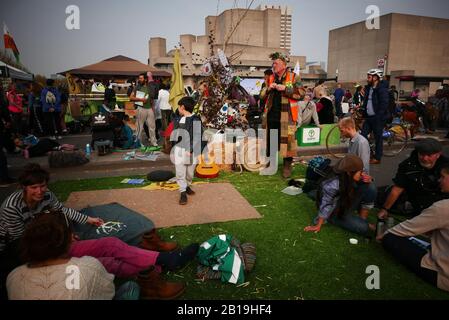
{"left": 41, "top": 87, "right": 62, "bottom": 112}
{"left": 120, "top": 125, "right": 135, "bottom": 149}
{"left": 334, "top": 88, "right": 345, "bottom": 104}
{"left": 362, "top": 80, "right": 389, "bottom": 120}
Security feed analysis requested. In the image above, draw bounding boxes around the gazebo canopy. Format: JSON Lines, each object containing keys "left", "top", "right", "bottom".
{"left": 0, "top": 60, "right": 34, "bottom": 81}
{"left": 60, "top": 55, "right": 171, "bottom": 78}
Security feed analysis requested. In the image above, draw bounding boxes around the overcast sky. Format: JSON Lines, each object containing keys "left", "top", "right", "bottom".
{"left": 1, "top": 0, "right": 448, "bottom": 76}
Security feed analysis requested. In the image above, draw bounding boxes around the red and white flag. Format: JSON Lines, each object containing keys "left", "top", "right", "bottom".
{"left": 3, "top": 23, "right": 20, "bottom": 63}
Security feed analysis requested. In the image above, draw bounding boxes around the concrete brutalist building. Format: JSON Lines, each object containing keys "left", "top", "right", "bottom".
{"left": 149, "top": 5, "right": 325, "bottom": 87}
{"left": 327, "top": 13, "right": 449, "bottom": 100}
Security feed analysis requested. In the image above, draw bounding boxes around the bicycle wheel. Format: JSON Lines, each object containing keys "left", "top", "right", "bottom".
{"left": 242, "top": 138, "right": 267, "bottom": 172}
{"left": 325, "top": 124, "right": 349, "bottom": 158}
{"left": 382, "top": 123, "right": 408, "bottom": 157}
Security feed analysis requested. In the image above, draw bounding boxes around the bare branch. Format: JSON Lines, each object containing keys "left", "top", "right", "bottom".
{"left": 223, "top": 0, "right": 255, "bottom": 52}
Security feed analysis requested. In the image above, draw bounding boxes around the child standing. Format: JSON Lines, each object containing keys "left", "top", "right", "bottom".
{"left": 172, "top": 97, "right": 204, "bottom": 205}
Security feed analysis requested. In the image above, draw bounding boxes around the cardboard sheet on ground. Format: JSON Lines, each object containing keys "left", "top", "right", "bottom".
{"left": 65, "top": 183, "right": 262, "bottom": 228}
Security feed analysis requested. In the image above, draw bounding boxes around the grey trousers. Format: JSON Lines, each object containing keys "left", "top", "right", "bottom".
{"left": 136, "top": 107, "right": 157, "bottom": 146}
{"left": 175, "top": 163, "right": 196, "bottom": 193}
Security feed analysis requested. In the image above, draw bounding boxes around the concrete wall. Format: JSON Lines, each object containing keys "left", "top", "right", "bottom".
{"left": 148, "top": 37, "right": 167, "bottom": 67}
{"left": 388, "top": 14, "right": 449, "bottom": 77}
{"left": 328, "top": 15, "right": 391, "bottom": 82}
{"left": 328, "top": 13, "right": 449, "bottom": 82}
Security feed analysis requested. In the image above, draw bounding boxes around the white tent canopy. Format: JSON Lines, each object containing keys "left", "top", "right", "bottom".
{"left": 0, "top": 60, "right": 33, "bottom": 81}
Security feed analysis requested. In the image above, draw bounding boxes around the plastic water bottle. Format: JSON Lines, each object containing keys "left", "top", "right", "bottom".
{"left": 85, "top": 144, "right": 91, "bottom": 158}
{"left": 376, "top": 218, "right": 386, "bottom": 240}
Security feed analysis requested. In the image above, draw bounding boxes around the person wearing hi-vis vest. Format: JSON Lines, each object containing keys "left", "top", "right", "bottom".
{"left": 260, "top": 52, "right": 304, "bottom": 178}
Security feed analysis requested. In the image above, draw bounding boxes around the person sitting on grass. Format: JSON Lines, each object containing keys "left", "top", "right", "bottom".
{"left": 377, "top": 163, "right": 449, "bottom": 293}
{"left": 0, "top": 163, "right": 199, "bottom": 300}
{"left": 7, "top": 211, "right": 139, "bottom": 300}
{"left": 338, "top": 117, "right": 371, "bottom": 174}
{"left": 304, "top": 154, "right": 377, "bottom": 235}
{"left": 171, "top": 96, "right": 205, "bottom": 205}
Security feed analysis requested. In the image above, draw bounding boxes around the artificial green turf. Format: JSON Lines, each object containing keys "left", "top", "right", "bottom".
{"left": 51, "top": 164, "right": 449, "bottom": 300}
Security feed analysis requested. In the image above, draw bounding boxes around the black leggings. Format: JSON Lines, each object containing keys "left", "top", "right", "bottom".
{"left": 383, "top": 233, "right": 438, "bottom": 286}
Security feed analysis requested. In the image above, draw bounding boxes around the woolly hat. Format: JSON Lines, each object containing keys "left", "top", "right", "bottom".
{"left": 333, "top": 154, "right": 363, "bottom": 174}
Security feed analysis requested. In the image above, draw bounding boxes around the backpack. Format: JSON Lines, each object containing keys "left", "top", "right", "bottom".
{"left": 302, "top": 156, "right": 332, "bottom": 193}
{"left": 91, "top": 112, "right": 111, "bottom": 131}
{"left": 46, "top": 89, "right": 57, "bottom": 105}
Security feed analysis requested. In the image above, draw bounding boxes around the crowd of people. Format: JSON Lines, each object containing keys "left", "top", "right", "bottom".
{"left": 2, "top": 53, "right": 449, "bottom": 299}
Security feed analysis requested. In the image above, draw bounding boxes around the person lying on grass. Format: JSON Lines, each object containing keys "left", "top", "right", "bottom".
{"left": 377, "top": 163, "right": 449, "bottom": 293}
{"left": 304, "top": 154, "right": 377, "bottom": 235}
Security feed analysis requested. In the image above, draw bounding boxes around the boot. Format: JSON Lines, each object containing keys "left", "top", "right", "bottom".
{"left": 138, "top": 267, "right": 186, "bottom": 300}
{"left": 186, "top": 186, "right": 195, "bottom": 195}
{"left": 282, "top": 157, "right": 293, "bottom": 178}
{"left": 140, "top": 229, "right": 178, "bottom": 252}
{"left": 179, "top": 191, "right": 187, "bottom": 205}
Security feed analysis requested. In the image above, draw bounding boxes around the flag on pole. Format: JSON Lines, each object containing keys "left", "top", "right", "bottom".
{"left": 3, "top": 23, "right": 20, "bottom": 63}
{"left": 293, "top": 60, "right": 300, "bottom": 76}
{"left": 168, "top": 49, "right": 184, "bottom": 112}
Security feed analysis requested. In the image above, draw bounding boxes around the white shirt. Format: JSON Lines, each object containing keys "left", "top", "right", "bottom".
{"left": 7, "top": 256, "right": 115, "bottom": 300}
{"left": 157, "top": 89, "right": 172, "bottom": 111}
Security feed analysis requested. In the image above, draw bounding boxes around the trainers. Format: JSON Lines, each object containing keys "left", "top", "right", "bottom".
{"left": 179, "top": 192, "right": 187, "bottom": 205}
{"left": 186, "top": 186, "right": 195, "bottom": 195}
{"left": 50, "top": 136, "right": 56, "bottom": 140}
{"left": 57, "top": 136, "right": 63, "bottom": 140}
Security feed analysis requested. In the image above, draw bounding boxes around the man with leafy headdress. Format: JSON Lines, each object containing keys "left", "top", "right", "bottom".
{"left": 260, "top": 52, "right": 304, "bottom": 178}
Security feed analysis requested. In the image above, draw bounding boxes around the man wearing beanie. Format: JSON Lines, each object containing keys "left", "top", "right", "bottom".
{"left": 304, "top": 154, "right": 377, "bottom": 235}
{"left": 378, "top": 138, "right": 449, "bottom": 219}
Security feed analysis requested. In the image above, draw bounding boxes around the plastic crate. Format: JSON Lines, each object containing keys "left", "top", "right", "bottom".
{"left": 297, "top": 125, "right": 321, "bottom": 146}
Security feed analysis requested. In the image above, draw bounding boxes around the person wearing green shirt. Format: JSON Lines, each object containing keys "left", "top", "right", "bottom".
{"left": 130, "top": 73, "right": 158, "bottom": 147}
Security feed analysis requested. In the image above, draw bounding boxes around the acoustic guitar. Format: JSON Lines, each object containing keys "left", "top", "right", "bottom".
{"left": 195, "top": 154, "right": 220, "bottom": 179}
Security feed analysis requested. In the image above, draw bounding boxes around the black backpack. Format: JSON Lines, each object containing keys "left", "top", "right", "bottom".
{"left": 91, "top": 113, "right": 112, "bottom": 132}
{"left": 303, "top": 156, "right": 332, "bottom": 193}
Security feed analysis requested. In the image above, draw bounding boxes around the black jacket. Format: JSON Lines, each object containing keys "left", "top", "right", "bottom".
{"left": 172, "top": 114, "right": 206, "bottom": 154}
{"left": 393, "top": 150, "right": 449, "bottom": 213}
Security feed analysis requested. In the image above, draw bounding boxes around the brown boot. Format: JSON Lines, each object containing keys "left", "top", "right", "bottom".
{"left": 138, "top": 267, "right": 186, "bottom": 300}
{"left": 282, "top": 157, "right": 293, "bottom": 178}
{"left": 140, "top": 229, "right": 178, "bottom": 252}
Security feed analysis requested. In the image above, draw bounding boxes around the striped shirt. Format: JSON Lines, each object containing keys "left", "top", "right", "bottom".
{"left": 0, "top": 190, "right": 88, "bottom": 252}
